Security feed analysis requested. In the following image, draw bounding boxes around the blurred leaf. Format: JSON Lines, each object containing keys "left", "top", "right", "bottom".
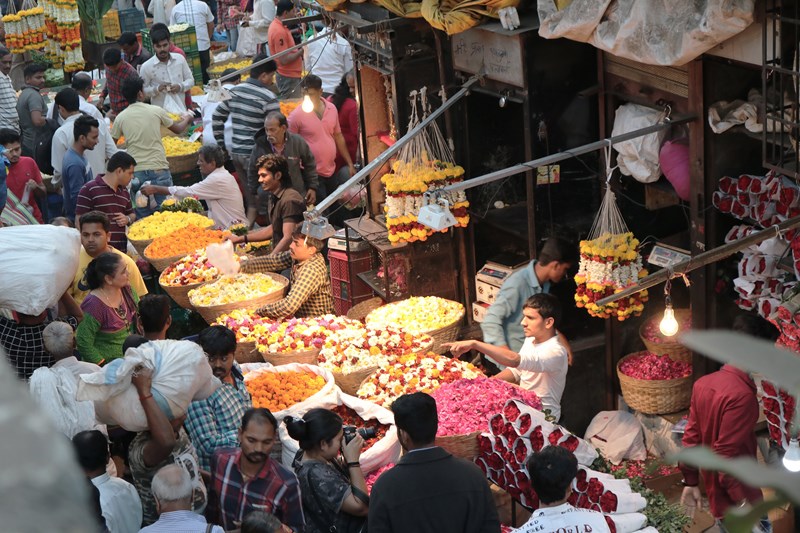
{"left": 722, "top": 497, "right": 788, "bottom": 533}
{"left": 680, "top": 331, "right": 800, "bottom": 393}
{"left": 672, "top": 447, "right": 800, "bottom": 503}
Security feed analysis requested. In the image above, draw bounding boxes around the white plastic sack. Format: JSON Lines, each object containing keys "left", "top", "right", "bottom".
{"left": 611, "top": 103, "right": 667, "bottom": 184}
{"left": 29, "top": 366, "right": 100, "bottom": 438}
{"left": 242, "top": 362, "right": 339, "bottom": 421}
{"left": 206, "top": 241, "right": 240, "bottom": 275}
{"left": 0, "top": 225, "right": 80, "bottom": 315}
{"left": 236, "top": 26, "right": 260, "bottom": 57}
{"left": 278, "top": 392, "right": 401, "bottom": 473}
{"left": 584, "top": 410, "right": 646, "bottom": 465}
{"left": 77, "top": 340, "right": 219, "bottom": 431}
{"left": 537, "top": 0, "right": 755, "bottom": 67}
{"left": 163, "top": 92, "right": 188, "bottom": 114}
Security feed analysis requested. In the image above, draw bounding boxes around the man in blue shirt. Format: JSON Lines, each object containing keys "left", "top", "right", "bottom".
{"left": 481, "top": 237, "right": 578, "bottom": 361}
{"left": 62, "top": 115, "right": 99, "bottom": 223}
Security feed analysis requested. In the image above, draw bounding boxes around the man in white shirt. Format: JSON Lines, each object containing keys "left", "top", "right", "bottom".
{"left": 169, "top": 0, "right": 215, "bottom": 83}
{"left": 140, "top": 25, "right": 195, "bottom": 112}
{"left": 140, "top": 465, "right": 224, "bottom": 533}
{"left": 43, "top": 321, "right": 100, "bottom": 378}
{"left": 202, "top": 69, "right": 239, "bottom": 152}
{"left": 513, "top": 447, "right": 610, "bottom": 533}
{"left": 47, "top": 73, "right": 105, "bottom": 125}
{"left": 51, "top": 88, "right": 117, "bottom": 182}
{"left": 305, "top": 23, "right": 354, "bottom": 95}
{"left": 443, "top": 293, "right": 569, "bottom": 421}
{"left": 73, "top": 430, "right": 143, "bottom": 533}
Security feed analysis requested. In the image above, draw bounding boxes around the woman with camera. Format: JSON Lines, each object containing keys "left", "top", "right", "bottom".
{"left": 284, "top": 409, "right": 369, "bottom": 533}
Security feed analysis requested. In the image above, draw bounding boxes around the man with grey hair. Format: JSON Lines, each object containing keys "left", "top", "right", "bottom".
{"left": 140, "top": 144, "right": 246, "bottom": 228}
{"left": 44, "top": 321, "right": 101, "bottom": 378}
{"left": 140, "top": 464, "right": 224, "bottom": 532}
{"left": 0, "top": 45, "right": 18, "bottom": 132}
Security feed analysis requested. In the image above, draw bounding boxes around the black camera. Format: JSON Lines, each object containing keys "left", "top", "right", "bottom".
{"left": 343, "top": 425, "right": 377, "bottom": 444}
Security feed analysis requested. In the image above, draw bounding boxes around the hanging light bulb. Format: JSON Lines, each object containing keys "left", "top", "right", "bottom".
{"left": 660, "top": 279, "right": 679, "bottom": 338}
{"left": 301, "top": 94, "right": 314, "bottom": 113}
{"left": 783, "top": 437, "right": 800, "bottom": 472}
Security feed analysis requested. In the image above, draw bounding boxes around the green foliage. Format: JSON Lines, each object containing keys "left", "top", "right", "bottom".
{"left": 159, "top": 197, "right": 205, "bottom": 214}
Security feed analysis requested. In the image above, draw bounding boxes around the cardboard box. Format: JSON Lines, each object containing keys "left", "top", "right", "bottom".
{"left": 472, "top": 301, "right": 490, "bottom": 323}
{"left": 476, "top": 279, "right": 501, "bottom": 305}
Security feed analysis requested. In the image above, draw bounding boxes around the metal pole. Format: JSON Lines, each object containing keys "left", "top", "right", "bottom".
{"left": 436, "top": 113, "right": 696, "bottom": 194}
{"left": 595, "top": 215, "right": 800, "bottom": 306}
{"left": 308, "top": 74, "right": 482, "bottom": 216}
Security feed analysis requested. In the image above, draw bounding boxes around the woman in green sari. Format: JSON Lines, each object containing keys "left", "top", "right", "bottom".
{"left": 76, "top": 252, "right": 141, "bottom": 365}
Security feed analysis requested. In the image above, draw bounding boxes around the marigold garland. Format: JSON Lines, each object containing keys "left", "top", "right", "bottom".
{"left": 41, "top": 0, "right": 82, "bottom": 71}
{"left": 574, "top": 232, "right": 649, "bottom": 320}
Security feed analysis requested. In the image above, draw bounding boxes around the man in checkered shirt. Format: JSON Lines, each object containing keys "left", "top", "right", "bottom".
{"left": 0, "top": 293, "right": 81, "bottom": 380}
{"left": 241, "top": 228, "right": 334, "bottom": 319}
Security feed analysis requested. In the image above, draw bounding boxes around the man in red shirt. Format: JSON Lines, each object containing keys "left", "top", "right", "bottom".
{"left": 268, "top": 0, "right": 303, "bottom": 99}
{"left": 97, "top": 48, "right": 140, "bottom": 119}
{"left": 0, "top": 128, "right": 45, "bottom": 222}
{"left": 680, "top": 314, "right": 774, "bottom": 532}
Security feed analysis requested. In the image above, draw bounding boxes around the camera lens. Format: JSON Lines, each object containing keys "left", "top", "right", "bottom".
{"left": 357, "top": 427, "right": 377, "bottom": 439}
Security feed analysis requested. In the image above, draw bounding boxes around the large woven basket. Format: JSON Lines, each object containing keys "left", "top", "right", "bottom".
{"left": 639, "top": 309, "right": 692, "bottom": 362}
{"left": 346, "top": 297, "right": 384, "bottom": 322}
{"left": 168, "top": 151, "right": 199, "bottom": 175}
{"left": 617, "top": 352, "right": 692, "bottom": 415}
{"left": 435, "top": 431, "right": 481, "bottom": 459}
{"left": 260, "top": 348, "right": 319, "bottom": 366}
{"left": 191, "top": 273, "right": 289, "bottom": 324}
{"left": 158, "top": 271, "right": 210, "bottom": 310}
{"left": 331, "top": 366, "right": 378, "bottom": 396}
{"left": 143, "top": 246, "right": 185, "bottom": 272}
{"left": 235, "top": 340, "right": 260, "bottom": 364}
{"left": 128, "top": 237, "right": 153, "bottom": 258}
{"left": 424, "top": 307, "right": 465, "bottom": 354}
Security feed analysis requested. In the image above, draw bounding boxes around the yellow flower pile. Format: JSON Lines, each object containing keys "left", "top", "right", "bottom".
{"left": 163, "top": 137, "right": 202, "bottom": 157}
{"left": 208, "top": 60, "right": 251, "bottom": 80}
{"left": 365, "top": 297, "right": 464, "bottom": 335}
{"left": 128, "top": 211, "right": 214, "bottom": 240}
{"left": 189, "top": 273, "right": 284, "bottom": 307}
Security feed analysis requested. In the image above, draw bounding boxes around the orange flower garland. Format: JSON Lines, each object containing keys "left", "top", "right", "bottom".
{"left": 144, "top": 225, "right": 225, "bottom": 259}
{"left": 245, "top": 370, "right": 326, "bottom": 412}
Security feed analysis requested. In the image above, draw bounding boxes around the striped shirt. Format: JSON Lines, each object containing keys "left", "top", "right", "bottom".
{"left": 0, "top": 71, "right": 18, "bottom": 132}
{"left": 75, "top": 175, "right": 134, "bottom": 251}
{"left": 139, "top": 510, "right": 224, "bottom": 533}
{"left": 212, "top": 78, "right": 280, "bottom": 155}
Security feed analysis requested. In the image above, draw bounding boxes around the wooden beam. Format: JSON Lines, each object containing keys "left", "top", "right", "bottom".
{"left": 596, "top": 215, "right": 800, "bottom": 306}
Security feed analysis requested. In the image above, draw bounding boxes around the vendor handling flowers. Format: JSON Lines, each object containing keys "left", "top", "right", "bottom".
{"left": 240, "top": 228, "right": 334, "bottom": 319}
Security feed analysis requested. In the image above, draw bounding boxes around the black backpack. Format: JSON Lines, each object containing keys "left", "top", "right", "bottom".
{"left": 33, "top": 117, "right": 60, "bottom": 175}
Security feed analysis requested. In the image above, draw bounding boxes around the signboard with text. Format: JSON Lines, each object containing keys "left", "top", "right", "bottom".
{"left": 452, "top": 28, "right": 525, "bottom": 87}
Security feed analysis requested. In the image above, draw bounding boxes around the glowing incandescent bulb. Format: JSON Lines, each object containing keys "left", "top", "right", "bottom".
{"left": 783, "top": 438, "right": 800, "bottom": 472}
{"left": 659, "top": 300, "right": 679, "bottom": 337}
{"left": 301, "top": 94, "right": 314, "bottom": 113}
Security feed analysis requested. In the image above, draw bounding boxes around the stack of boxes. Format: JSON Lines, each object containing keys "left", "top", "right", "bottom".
{"left": 472, "top": 260, "right": 526, "bottom": 322}
{"left": 328, "top": 228, "right": 375, "bottom": 315}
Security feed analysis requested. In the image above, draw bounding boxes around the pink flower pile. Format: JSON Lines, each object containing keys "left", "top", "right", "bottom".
{"left": 608, "top": 459, "right": 679, "bottom": 480}
{"left": 619, "top": 352, "right": 691, "bottom": 380}
{"left": 365, "top": 463, "right": 394, "bottom": 494}
{"left": 475, "top": 399, "right": 647, "bottom": 531}
{"left": 431, "top": 377, "right": 542, "bottom": 436}
{"left": 761, "top": 380, "right": 795, "bottom": 450}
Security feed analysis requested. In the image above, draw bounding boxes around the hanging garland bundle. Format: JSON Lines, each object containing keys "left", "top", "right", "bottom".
{"left": 3, "top": 1, "right": 45, "bottom": 54}
{"left": 381, "top": 88, "right": 469, "bottom": 244}
{"left": 42, "top": 0, "right": 83, "bottom": 72}
{"left": 574, "top": 148, "right": 648, "bottom": 320}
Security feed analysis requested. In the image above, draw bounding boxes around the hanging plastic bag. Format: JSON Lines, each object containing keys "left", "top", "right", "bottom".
{"left": 163, "top": 91, "right": 188, "bottom": 114}
{"left": 611, "top": 103, "right": 667, "bottom": 184}
{"left": 135, "top": 181, "right": 157, "bottom": 209}
{"left": 236, "top": 24, "right": 260, "bottom": 57}
{"left": 584, "top": 410, "right": 647, "bottom": 464}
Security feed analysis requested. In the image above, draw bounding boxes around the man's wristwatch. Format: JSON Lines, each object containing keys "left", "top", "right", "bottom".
{"left": 126, "top": 215, "right": 133, "bottom": 226}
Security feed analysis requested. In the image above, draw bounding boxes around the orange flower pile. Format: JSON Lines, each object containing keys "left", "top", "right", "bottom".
{"left": 144, "top": 225, "right": 225, "bottom": 259}
{"left": 245, "top": 370, "right": 326, "bottom": 412}
{"left": 280, "top": 99, "right": 301, "bottom": 117}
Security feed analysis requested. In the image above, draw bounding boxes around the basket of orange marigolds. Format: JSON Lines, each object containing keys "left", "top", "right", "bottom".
{"left": 243, "top": 363, "right": 337, "bottom": 416}
{"left": 159, "top": 250, "right": 241, "bottom": 309}
{"left": 143, "top": 225, "right": 226, "bottom": 271}
{"left": 127, "top": 211, "right": 215, "bottom": 258}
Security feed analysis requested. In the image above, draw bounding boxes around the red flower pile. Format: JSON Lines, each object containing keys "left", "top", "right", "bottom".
{"left": 331, "top": 405, "right": 389, "bottom": 452}
{"left": 619, "top": 352, "right": 691, "bottom": 380}
{"left": 761, "top": 380, "right": 795, "bottom": 450}
{"left": 364, "top": 463, "right": 394, "bottom": 494}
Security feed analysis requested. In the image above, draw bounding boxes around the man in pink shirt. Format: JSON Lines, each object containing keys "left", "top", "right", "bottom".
{"left": 287, "top": 75, "right": 354, "bottom": 202}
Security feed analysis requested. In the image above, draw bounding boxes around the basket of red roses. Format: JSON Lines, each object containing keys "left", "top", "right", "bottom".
{"left": 617, "top": 351, "right": 692, "bottom": 415}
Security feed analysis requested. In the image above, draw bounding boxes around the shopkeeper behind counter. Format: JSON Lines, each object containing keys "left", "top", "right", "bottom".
{"left": 240, "top": 228, "right": 334, "bottom": 319}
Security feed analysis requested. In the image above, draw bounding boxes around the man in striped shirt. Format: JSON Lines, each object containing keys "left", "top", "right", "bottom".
{"left": 75, "top": 151, "right": 137, "bottom": 252}
{"left": 0, "top": 46, "right": 18, "bottom": 133}
{"left": 212, "top": 54, "right": 280, "bottom": 223}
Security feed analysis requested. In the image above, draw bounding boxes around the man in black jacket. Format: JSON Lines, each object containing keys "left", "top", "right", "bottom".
{"left": 247, "top": 111, "right": 318, "bottom": 226}
{"left": 369, "top": 393, "right": 500, "bottom": 533}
